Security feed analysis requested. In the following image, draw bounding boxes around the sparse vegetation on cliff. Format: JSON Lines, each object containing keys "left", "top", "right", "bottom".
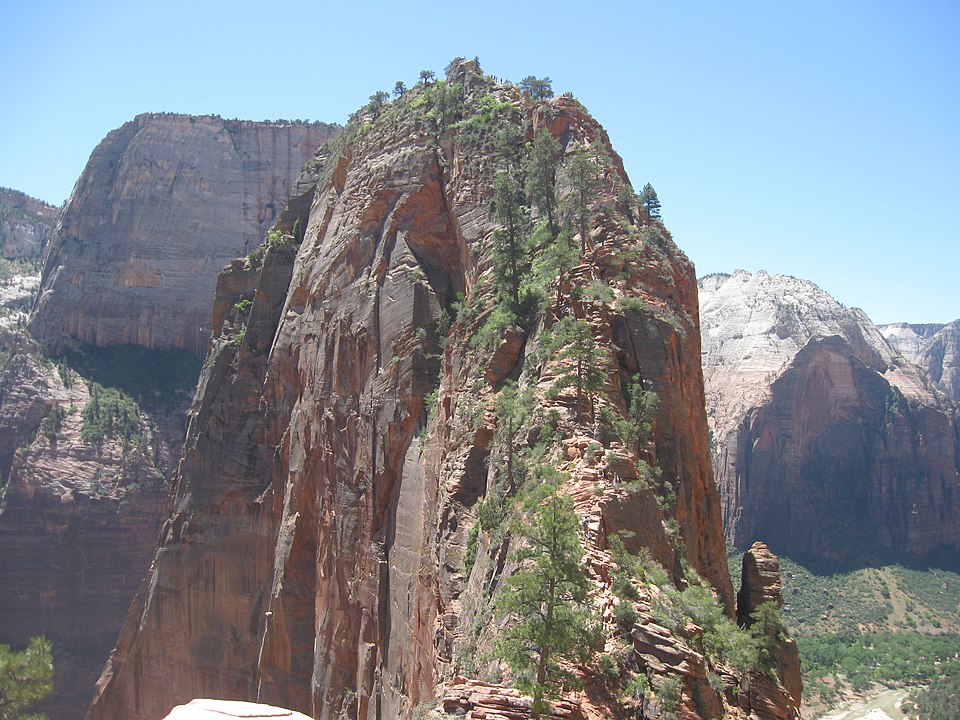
{"left": 493, "top": 475, "right": 599, "bottom": 713}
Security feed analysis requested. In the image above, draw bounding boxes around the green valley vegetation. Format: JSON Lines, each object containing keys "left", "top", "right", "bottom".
{"left": 905, "top": 658, "right": 960, "bottom": 720}
{"left": 0, "top": 636, "right": 53, "bottom": 720}
{"left": 728, "top": 549, "right": 960, "bottom": 711}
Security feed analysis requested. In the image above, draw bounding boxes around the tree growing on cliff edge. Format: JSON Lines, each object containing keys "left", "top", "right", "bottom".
{"left": 519, "top": 76, "right": 554, "bottom": 101}
{"left": 523, "top": 130, "right": 562, "bottom": 235}
{"left": 368, "top": 91, "right": 389, "bottom": 117}
{"left": 563, "top": 149, "right": 601, "bottom": 252}
{"left": 0, "top": 636, "right": 53, "bottom": 720}
{"left": 639, "top": 183, "right": 661, "bottom": 221}
{"left": 494, "top": 475, "right": 598, "bottom": 714}
{"left": 491, "top": 171, "right": 530, "bottom": 308}
{"left": 545, "top": 317, "right": 609, "bottom": 423}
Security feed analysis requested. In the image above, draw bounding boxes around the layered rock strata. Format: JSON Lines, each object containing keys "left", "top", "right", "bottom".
{"left": 88, "top": 62, "right": 795, "bottom": 720}
{"left": 0, "top": 333, "right": 184, "bottom": 720}
{"left": 882, "top": 320, "right": 960, "bottom": 403}
{"left": 0, "top": 187, "right": 57, "bottom": 259}
{"left": 30, "top": 114, "right": 340, "bottom": 356}
{"left": 700, "top": 271, "right": 960, "bottom": 566}
{"left": 736, "top": 542, "right": 802, "bottom": 708}
{"left": 2, "top": 113, "right": 334, "bottom": 719}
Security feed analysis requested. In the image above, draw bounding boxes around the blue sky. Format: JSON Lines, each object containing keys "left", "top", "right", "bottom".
{"left": 1, "top": 0, "right": 957, "bottom": 324}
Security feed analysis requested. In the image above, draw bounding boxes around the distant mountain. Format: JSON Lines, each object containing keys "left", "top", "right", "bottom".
{"left": 699, "top": 270, "right": 959, "bottom": 568}
{"left": 0, "top": 187, "right": 57, "bottom": 260}
{"left": 29, "top": 113, "right": 340, "bottom": 357}
{"left": 881, "top": 320, "right": 960, "bottom": 402}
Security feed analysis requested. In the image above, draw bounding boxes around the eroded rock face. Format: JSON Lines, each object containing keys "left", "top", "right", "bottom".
{"left": 88, "top": 63, "right": 789, "bottom": 720}
{"left": 882, "top": 319, "right": 960, "bottom": 404}
{"left": 0, "top": 187, "right": 57, "bottom": 260}
{"left": 30, "top": 114, "right": 340, "bottom": 357}
{"left": 0, "top": 333, "right": 179, "bottom": 720}
{"left": 736, "top": 542, "right": 802, "bottom": 708}
{"left": 700, "top": 271, "right": 960, "bottom": 566}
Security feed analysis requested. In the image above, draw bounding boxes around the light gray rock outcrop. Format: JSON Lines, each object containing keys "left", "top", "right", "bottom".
{"left": 30, "top": 114, "right": 340, "bottom": 356}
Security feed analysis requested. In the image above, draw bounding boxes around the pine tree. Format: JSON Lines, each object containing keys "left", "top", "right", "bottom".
{"left": 519, "top": 76, "right": 554, "bottom": 101}
{"left": 523, "top": 130, "right": 562, "bottom": 234}
{"left": 546, "top": 317, "right": 609, "bottom": 422}
{"left": 538, "top": 223, "right": 579, "bottom": 306}
{"left": 639, "top": 183, "right": 661, "bottom": 221}
{"left": 563, "top": 150, "right": 601, "bottom": 252}
{"left": 494, "top": 476, "right": 597, "bottom": 713}
{"left": 493, "top": 382, "right": 532, "bottom": 494}
{"left": 0, "top": 636, "right": 53, "bottom": 720}
{"left": 393, "top": 81, "right": 406, "bottom": 98}
{"left": 368, "top": 91, "right": 389, "bottom": 117}
{"left": 490, "top": 172, "right": 530, "bottom": 308}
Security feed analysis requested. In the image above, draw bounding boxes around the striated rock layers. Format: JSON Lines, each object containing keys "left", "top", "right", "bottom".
{"left": 30, "top": 114, "right": 340, "bottom": 357}
{"left": 0, "top": 332, "right": 186, "bottom": 720}
{"left": 2, "top": 113, "right": 332, "bottom": 719}
{"left": 882, "top": 320, "right": 960, "bottom": 403}
{"left": 86, "top": 62, "right": 796, "bottom": 720}
{"left": 700, "top": 270, "right": 960, "bottom": 567}
{"left": 0, "top": 187, "right": 57, "bottom": 260}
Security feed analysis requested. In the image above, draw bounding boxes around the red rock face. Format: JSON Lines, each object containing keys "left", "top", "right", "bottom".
{"left": 30, "top": 114, "right": 340, "bottom": 357}
{"left": 700, "top": 272, "right": 960, "bottom": 568}
{"left": 0, "top": 335, "right": 176, "bottom": 720}
{"left": 88, "top": 64, "right": 786, "bottom": 720}
{"left": 722, "top": 336, "right": 960, "bottom": 565}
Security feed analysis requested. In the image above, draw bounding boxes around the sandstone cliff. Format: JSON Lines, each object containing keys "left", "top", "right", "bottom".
{"left": 700, "top": 271, "right": 960, "bottom": 567}
{"left": 882, "top": 320, "right": 960, "bottom": 403}
{"left": 30, "top": 114, "right": 340, "bottom": 356}
{"left": 1, "top": 114, "right": 332, "bottom": 718}
{"left": 0, "top": 332, "right": 193, "bottom": 720}
{"left": 88, "top": 61, "right": 797, "bottom": 720}
{"left": 0, "top": 187, "right": 57, "bottom": 260}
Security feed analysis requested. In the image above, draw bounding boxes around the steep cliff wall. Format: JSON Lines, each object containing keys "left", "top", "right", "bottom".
{"left": 0, "top": 115, "right": 334, "bottom": 719}
{"left": 0, "top": 334, "right": 186, "bottom": 720}
{"left": 30, "top": 115, "right": 340, "bottom": 356}
{"left": 88, "top": 62, "right": 795, "bottom": 720}
{"left": 0, "top": 187, "right": 57, "bottom": 260}
{"left": 882, "top": 320, "right": 960, "bottom": 403}
{"left": 700, "top": 271, "right": 960, "bottom": 567}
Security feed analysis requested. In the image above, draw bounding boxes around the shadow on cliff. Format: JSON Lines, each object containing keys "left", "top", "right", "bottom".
{"left": 59, "top": 342, "right": 202, "bottom": 412}
{"left": 747, "top": 541, "right": 960, "bottom": 576}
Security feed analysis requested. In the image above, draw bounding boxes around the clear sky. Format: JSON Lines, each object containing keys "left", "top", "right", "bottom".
{"left": 1, "top": 0, "right": 957, "bottom": 324}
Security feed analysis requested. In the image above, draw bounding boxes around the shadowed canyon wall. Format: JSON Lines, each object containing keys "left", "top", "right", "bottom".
{"left": 0, "top": 117, "right": 338, "bottom": 719}
{"left": 700, "top": 271, "right": 960, "bottom": 568}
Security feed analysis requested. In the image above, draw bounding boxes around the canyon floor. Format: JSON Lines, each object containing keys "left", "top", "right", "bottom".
{"left": 816, "top": 686, "right": 910, "bottom": 720}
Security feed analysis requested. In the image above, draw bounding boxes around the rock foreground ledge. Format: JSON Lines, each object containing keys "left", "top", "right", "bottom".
{"left": 163, "top": 699, "right": 312, "bottom": 720}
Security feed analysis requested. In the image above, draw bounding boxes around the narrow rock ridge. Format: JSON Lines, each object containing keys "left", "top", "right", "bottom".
{"left": 736, "top": 542, "right": 802, "bottom": 709}
{"left": 700, "top": 271, "right": 960, "bottom": 566}
{"left": 30, "top": 114, "right": 340, "bottom": 357}
{"left": 88, "top": 61, "right": 794, "bottom": 720}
